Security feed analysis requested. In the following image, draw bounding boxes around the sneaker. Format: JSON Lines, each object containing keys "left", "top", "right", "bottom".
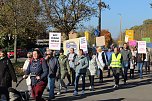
{"left": 66, "top": 83, "right": 71, "bottom": 86}
{"left": 89, "top": 86, "right": 92, "bottom": 90}
{"left": 57, "top": 92, "right": 61, "bottom": 95}
{"left": 73, "top": 91, "right": 78, "bottom": 96}
{"left": 99, "top": 79, "right": 103, "bottom": 83}
{"left": 65, "top": 87, "right": 68, "bottom": 92}
{"left": 113, "top": 85, "right": 118, "bottom": 88}
{"left": 81, "top": 90, "right": 85, "bottom": 95}
{"left": 48, "top": 96, "right": 55, "bottom": 101}
{"left": 47, "top": 88, "right": 50, "bottom": 92}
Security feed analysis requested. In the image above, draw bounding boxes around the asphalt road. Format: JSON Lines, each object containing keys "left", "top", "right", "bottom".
{"left": 13, "top": 68, "right": 152, "bottom": 101}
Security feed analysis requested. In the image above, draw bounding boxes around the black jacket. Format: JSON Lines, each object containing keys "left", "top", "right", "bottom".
{"left": 0, "top": 57, "right": 17, "bottom": 88}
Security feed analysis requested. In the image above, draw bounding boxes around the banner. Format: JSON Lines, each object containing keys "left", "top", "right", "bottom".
{"left": 49, "top": 32, "right": 61, "bottom": 50}
{"left": 80, "top": 37, "right": 88, "bottom": 53}
{"left": 142, "top": 37, "right": 151, "bottom": 43}
{"left": 96, "top": 36, "right": 105, "bottom": 46}
{"left": 126, "top": 30, "right": 134, "bottom": 41}
{"left": 63, "top": 38, "right": 80, "bottom": 55}
{"left": 138, "top": 41, "right": 146, "bottom": 53}
{"left": 129, "top": 40, "right": 137, "bottom": 46}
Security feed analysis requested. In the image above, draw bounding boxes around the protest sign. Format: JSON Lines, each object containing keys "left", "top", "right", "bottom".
{"left": 80, "top": 37, "right": 88, "bottom": 53}
{"left": 138, "top": 41, "right": 146, "bottom": 53}
{"left": 49, "top": 32, "right": 61, "bottom": 50}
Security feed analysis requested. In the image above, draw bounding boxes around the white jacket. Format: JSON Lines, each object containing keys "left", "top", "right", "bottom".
{"left": 23, "top": 59, "right": 31, "bottom": 86}
{"left": 88, "top": 55, "right": 98, "bottom": 75}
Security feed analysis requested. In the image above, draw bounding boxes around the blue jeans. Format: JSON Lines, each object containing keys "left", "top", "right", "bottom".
{"left": 48, "top": 77, "right": 55, "bottom": 98}
{"left": 75, "top": 73, "right": 85, "bottom": 92}
{"left": 137, "top": 63, "right": 143, "bottom": 78}
{"left": 122, "top": 61, "right": 129, "bottom": 82}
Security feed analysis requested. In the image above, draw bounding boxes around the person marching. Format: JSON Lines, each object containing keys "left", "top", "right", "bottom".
{"left": 96, "top": 47, "right": 107, "bottom": 82}
{"left": 88, "top": 50, "right": 98, "bottom": 91}
{"left": 73, "top": 49, "right": 89, "bottom": 96}
{"left": 109, "top": 47, "right": 123, "bottom": 88}
{"left": 22, "top": 52, "right": 33, "bottom": 96}
{"left": 120, "top": 43, "right": 132, "bottom": 84}
{"left": 23, "top": 49, "right": 48, "bottom": 101}
{"left": 57, "top": 49, "right": 71, "bottom": 95}
{"left": 67, "top": 48, "right": 77, "bottom": 86}
{"left": 45, "top": 50, "right": 60, "bottom": 100}
{"left": 130, "top": 55, "right": 136, "bottom": 79}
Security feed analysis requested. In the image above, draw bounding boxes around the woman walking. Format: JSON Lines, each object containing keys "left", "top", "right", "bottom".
{"left": 22, "top": 52, "right": 33, "bottom": 95}
{"left": 23, "top": 49, "right": 48, "bottom": 101}
{"left": 88, "top": 50, "right": 98, "bottom": 91}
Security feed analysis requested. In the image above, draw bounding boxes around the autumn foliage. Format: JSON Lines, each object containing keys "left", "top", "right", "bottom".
{"left": 100, "top": 30, "right": 113, "bottom": 47}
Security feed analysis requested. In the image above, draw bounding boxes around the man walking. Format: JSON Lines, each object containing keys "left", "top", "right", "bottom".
{"left": 109, "top": 47, "right": 123, "bottom": 88}
{"left": 120, "top": 43, "right": 132, "bottom": 84}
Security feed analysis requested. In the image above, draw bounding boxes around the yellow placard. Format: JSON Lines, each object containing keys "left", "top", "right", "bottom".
{"left": 85, "top": 31, "right": 90, "bottom": 41}
{"left": 126, "top": 30, "right": 134, "bottom": 41}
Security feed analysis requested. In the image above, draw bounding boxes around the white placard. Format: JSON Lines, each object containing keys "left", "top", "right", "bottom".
{"left": 49, "top": 32, "right": 61, "bottom": 50}
{"left": 125, "top": 35, "right": 129, "bottom": 42}
{"left": 138, "top": 41, "right": 146, "bottom": 53}
{"left": 80, "top": 37, "right": 88, "bottom": 53}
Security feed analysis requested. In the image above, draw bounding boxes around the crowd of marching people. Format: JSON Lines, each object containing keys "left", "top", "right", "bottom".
{"left": 0, "top": 42, "right": 152, "bottom": 101}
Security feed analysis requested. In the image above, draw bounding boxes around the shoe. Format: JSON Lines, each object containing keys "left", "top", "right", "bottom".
{"left": 124, "top": 80, "right": 127, "bottom": 84}
{"left": 99, "top": 79, "right": 103, "bottom": 83}
{"left": 81, "top": 90, "right": 85, "bottom": 95}
{"left": 91, "top": 86, "right": 94, "bottom": 91}
{"left": 66, "top": 83, "right": 71, "bottom": 86}
{"left": 113, "top": 85, "right": 118, "bottom": 88}
{"left": 47, "top": 88, "right": 50, "bottom": 92}
{"left": 57, "top": 92, "right": 61, "bottom": 95}
{"left": 48, "top": 96, "right": 55, "bottom": 101}
{"left": 89, "top": 86, "right": 92, "bottom": 90}
{"left": 73, "top": 91, "right": 78, "bottom": 96}
{"left": 65, "top": 87, "right": 68, "bottom": 92}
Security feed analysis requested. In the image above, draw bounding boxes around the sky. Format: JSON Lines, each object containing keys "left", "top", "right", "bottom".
{"left": 85, "top": 0, "right": 152, "bottom": 39}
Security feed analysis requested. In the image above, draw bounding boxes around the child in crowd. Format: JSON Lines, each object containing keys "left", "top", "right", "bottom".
{"left": 130, "top": 56, "right": 136, "bottom": 79}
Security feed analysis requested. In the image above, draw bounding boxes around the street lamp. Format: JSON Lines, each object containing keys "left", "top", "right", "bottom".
{"left": 118, "top": 13, "right": 122, "bottom": 45}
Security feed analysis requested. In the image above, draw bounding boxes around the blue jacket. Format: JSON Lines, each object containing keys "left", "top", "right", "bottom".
{"left": 26, "top": 58, "right": 48, "bottom": 86}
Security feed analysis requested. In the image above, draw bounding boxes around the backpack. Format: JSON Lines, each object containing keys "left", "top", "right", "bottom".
{"left": 29, "top": 58, "right": 44, "bottom": 65}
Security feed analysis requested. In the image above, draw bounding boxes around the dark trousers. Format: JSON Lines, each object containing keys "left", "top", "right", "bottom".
{"left": 130, "top": 69, "right": 134, "bottom": 79}
{"left": 107, "top": 68, "right": 111, "bottom": 77}
{"left": 99, "top": 68, "right": 103, "bottom": 81}
{"left": 112, "top": 68, "right": 120, "bottom": 85}
{"left": 123, "top": 67, "right": 128, "bottom": 82}
{"left": 75, "top": 74, "right": 85, "bottom": 92}
{"left": 32, "top": 81, "right": 47, "bottom": 101}
{"left": 89, "top": 75, "right": 94, "bottom": 87}
{"left": 145, "top": 61, "right": 150, "bottom": 74}
{"left": 67, "top": 68, "right": 75, "bottom": 85}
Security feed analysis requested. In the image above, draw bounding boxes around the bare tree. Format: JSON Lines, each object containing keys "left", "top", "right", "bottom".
{"left": 42, "top": 0, "right": 98, "bottom": 39}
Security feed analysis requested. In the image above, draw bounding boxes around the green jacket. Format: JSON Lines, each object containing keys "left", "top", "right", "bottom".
{"left": 58, "top": 55, "right": 70, "bottom": 75}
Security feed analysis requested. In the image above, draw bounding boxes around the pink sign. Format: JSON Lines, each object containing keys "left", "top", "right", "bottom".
{"left": 129, "top": 40, "right": 137, "bottom": 46}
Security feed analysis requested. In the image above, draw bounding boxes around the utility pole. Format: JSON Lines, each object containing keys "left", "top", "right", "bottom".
{"left": 98, "top": 0, "right": 102, "bottom": 35}
{"left": 98, "top": 0, "right": 109, "bottom": 36}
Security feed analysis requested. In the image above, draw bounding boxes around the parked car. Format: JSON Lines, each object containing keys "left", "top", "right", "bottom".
{"left": 7, "top": 49, "right": 28, "bottom": 58}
